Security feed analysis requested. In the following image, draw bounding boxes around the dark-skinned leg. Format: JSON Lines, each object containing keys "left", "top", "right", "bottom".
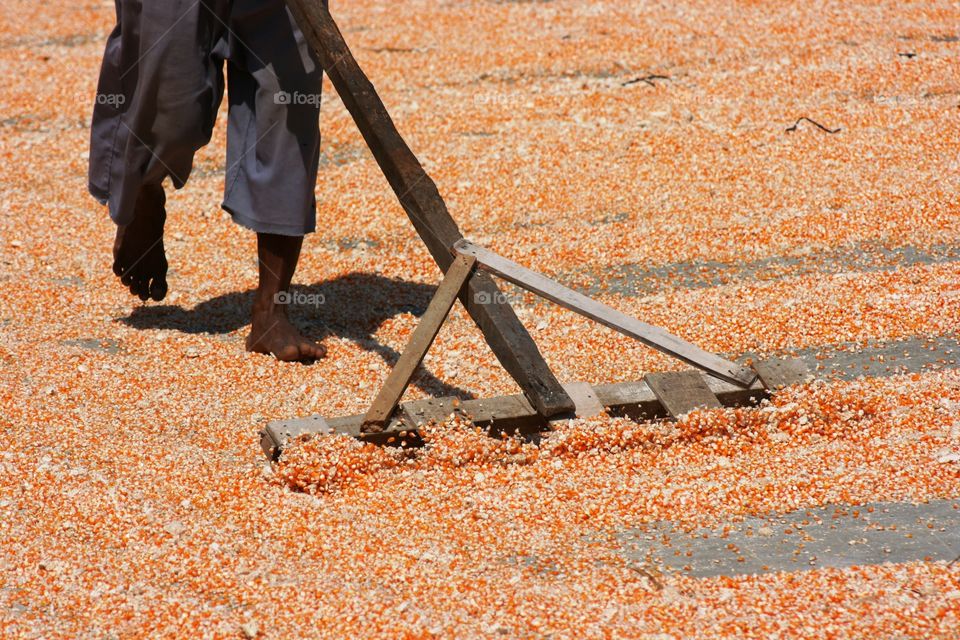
{"left": 246, "top": 232, "right": 327, "bottom": 361}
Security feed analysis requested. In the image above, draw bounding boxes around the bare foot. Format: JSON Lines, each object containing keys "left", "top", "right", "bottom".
{"left": 246, "top": 304, "right": 327, "bottom": 361}
{"left": 245, "top": 233, "right": 325, "bottom": 361}
{"left": 112, "top": 184, "right": 168, "bottom": 301}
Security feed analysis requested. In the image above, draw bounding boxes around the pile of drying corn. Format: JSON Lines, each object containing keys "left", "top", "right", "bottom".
{"left": 1, "top": 0, "right": 959, "bottom": 637}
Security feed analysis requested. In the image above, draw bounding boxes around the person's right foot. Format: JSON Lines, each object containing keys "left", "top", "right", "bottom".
{"left": 112, "top": 184, "right": 168, "bottom": 301}
{"left": 246, "top": 304, "right": 327, "bottom": 362}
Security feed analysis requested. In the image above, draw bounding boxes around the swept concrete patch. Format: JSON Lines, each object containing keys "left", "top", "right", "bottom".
{"left": 618, "top": 499, "right": 960, "bottom": 578}
{"left": 61, "top": 338, "right": 123, "bottom": 355}
{"left": 786, "top": 335, "right": 959, "bottom": 381}
{"left": 578, "top": 242, "right": 960, "bottom": 297}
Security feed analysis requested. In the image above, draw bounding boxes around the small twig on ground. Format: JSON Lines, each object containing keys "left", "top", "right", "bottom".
{"left": 785, "top": 117, "right": 841, "bottom": 134}
{"left": 627, "top": 562, "right": 665, "bottom": 590}
{"left": 621, "top": 74, "right": 670, "bottom": 87}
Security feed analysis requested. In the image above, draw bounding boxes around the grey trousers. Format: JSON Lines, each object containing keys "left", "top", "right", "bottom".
{"left": 88, "top": 0, "right": 323, "bottom": 236}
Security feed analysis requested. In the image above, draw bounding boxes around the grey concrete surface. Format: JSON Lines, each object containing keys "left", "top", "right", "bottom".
{"left": 576, "top": 242, "right": 960, "bottom": 297}
{"left": 619, "top": 499, "right": 960, "bottom": 578}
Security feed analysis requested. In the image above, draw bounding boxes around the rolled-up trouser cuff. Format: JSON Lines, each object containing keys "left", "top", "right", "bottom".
{"left": 223, "top": 203, "right": 316, "bottom": 236}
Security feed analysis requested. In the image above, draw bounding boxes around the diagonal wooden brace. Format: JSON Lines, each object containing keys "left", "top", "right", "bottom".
{"left": 362, "top": 254, "right": 477, "bottom": 431}
{"left": 453, "top": 240, "right": 758, "bottom": 387}
{"left": 286, "top": 0, "right": 574, "bottom": 417}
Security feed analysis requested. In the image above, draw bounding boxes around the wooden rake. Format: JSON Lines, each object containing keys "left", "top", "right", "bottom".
{"left": 261, "top": 2, "right": 811, "bottom": 458}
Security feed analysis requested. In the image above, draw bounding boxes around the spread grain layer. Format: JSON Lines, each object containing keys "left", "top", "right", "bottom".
{"left": 1, "top": 1, "right": 959, "bottom": 637}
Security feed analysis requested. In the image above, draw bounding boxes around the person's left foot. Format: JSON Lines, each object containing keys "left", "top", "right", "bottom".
{"left": 112, "top": 183, "right": 168, "bottom": 301}
{"left": 246, "top": 304, "right": 327, "bottom": 362}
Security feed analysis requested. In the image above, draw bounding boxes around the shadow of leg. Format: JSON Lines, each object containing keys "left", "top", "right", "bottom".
{"left": 119, "top": 271, "right": 480, "bottom": 399}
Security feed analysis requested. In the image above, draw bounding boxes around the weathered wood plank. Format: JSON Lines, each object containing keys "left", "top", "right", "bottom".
{"left": 362, "top": 255, "right": 476, "bottom": 430}
{"left": 261, "top": 414, "right": 332, "bottom": 459}
{"left": 262, "top": 370, "right": 771, "bottom": 458}
{"left": 263, "top": 364, "right": 792, "bottom": 459}
{"left": 284, "top": 0, "right": 573, "bottom": 418}
{"left": 460, "top": 394, "right": 543, "bottom": 431}
{"left": 701, "top": 375, "right": 768, "bottom": 408}
{"left": 262, "top": 413, "right": 423, "bottom": 459}
{"left": 262, "top": 344, "right": 822, "bottom": 460}
{"left": 401, "top": 397, "right": 463, "bottom": 428}
{"left": 453, "top": 239, "right": 758, "bottom": 388}
{"left": 562, "top": 382, "right": 605, "bottom": 418}
{"left": 644, "top": 371, "right": 723, "bottom": 418}
{"left": 592, "top": 380, "right": 665, "bottom": 421}
{"left": 753, "top": 357, "right": 813, "bottom": 390}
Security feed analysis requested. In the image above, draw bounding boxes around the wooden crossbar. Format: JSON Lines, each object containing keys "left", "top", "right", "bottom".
{"left": 260, "top": 361, "right": 806, "bottom": 459}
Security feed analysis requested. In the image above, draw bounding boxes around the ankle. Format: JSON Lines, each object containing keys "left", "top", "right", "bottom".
{"left": 135, "top": 184, "right": 167, "bottom": 226}
{"left": 252, "top": 290, "right": 289, "bottom": 318}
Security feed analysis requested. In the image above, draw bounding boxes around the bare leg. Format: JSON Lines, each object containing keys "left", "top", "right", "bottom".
{"left": 246, "top": 233, "right": 327, "bottom": 361}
